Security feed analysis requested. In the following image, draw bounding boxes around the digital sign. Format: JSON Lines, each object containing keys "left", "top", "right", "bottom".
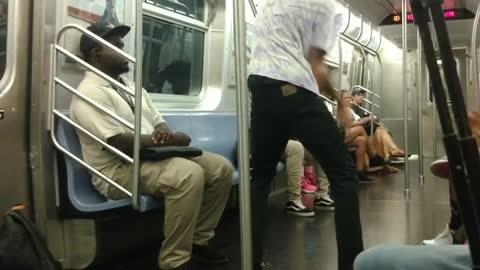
{"left": 380, "top": 8, "right": 474, "bottom": 25}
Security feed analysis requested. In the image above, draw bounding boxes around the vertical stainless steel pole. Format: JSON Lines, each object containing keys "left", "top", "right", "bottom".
{"left": 338, "top": 36, "right": 343, "bottom": 89}
{"left": 417, "top": 29, "right": 425, "bottom": 184}
{"left": 433, "top": 98, "right": 438, "bottom": 159}
{"left": 402, "top": 0, "right": 410, "bottom": 195}
{"left": 471, "top": 2, "right": 480, "bottom": 110}
{"left": 233, "top": 1, "right": 252, "bottom": 270}
{"left": 132, "top": 0, "right": 143, "bottom": 210}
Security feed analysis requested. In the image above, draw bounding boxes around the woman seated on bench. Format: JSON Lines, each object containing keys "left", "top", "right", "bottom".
{"left": 350, "top": 89, "right": 405, "bottom": 161}
{"left": 337, "top": 90, "right": 398, "bottom": 179}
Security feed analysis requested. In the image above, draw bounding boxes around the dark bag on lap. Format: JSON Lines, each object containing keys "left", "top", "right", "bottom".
{"left": 140, "top": 146, "right": 203, "bottom": 161}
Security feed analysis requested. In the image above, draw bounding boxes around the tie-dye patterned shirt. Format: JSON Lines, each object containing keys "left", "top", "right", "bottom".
{"left": 248, "top": 0, "right": 340, "bottom": 95}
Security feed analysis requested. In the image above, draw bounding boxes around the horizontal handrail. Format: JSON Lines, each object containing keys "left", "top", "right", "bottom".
{"left": 50, "top": 129, "right": 132, "bottom": 197}
{"left": 352, "top": 85, "right": 381, "bottom": 98}
{"left": 341, "top": 33, "right": 377, "bottom": 55}
{"left": 56, "top": 24, "right": 136, "bottom": 63}
{"left": 320, "top": 94, "right": 337, "bottom": 106}
{"left": 53, "top": 23, "right": 143, "bottom": 210}
{"left": 55, "top": 78, "right": 134, "bottom": 130}
{"left": 354, "top": 103, "right": 374, "bottom": 115}
{"left": 362, "top": 98, "right": 381, "bottom": 109}
{"left": 55, "top": 45, "right": 135, "bottom": 97}
{"left": 54, "top": 111, "right": 134, "bottom": 164}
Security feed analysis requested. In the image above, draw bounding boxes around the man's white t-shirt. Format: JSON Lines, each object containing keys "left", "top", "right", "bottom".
{"left": 70, "top": 71, "right": 165, "bottom": 196}
{"left": 248, "top": 0, "right": 342, "bottom": 95}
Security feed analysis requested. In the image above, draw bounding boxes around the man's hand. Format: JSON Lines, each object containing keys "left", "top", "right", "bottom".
{"left": 359, "top": 116, "right": 372, "bottom": 125}
{"left": 171, "top": 132, "right": 191, "bottom": 146}
{"left": 152, "top": 123, "right": 173, "bottom": 145}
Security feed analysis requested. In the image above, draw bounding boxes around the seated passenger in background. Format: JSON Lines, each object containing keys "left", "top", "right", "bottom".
{"left": 282, "top": 140, "right": 316, "bottom": 217}
{"left": 282, "top": 140, "right": 335, "bottom": 217}
{"left": 355, "top": 112, "right": 480, "bottom": 270}
{"left": 337, "top": 90, "right": 398, "bottom": 179}
{"left": 71, "top": 22, "right": 233, "bottom": 270}
{"left": 422, "top": 111, "right": 480, "bottom": 245}
{"left": 351, "top": 89, "right": 405, "bottom": 161}
{"left": 303, "top": 149, "right": 335, "bottom": 210}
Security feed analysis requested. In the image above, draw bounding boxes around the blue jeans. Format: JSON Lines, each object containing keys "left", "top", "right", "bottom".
{"left": 354, "top": 245, "right": 471, "bottom": 270}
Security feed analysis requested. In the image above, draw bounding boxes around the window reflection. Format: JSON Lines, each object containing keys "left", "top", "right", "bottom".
{"left": 142, "top": 16, "right": 204, "bottom": 96}
{"left": 143, "top": 0, "right": 205, "bottom": 21}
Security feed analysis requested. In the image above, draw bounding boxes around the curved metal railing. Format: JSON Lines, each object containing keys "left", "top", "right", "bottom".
{"left": 49, "top": 19, "right": 143, "bottom": 210}
{"left": 471, "top": 1, "right": 480, "bottom": 110}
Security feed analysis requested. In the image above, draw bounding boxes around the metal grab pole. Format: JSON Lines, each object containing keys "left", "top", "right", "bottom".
{"left": 132, "top": 1, "right": 143, "bottom": 210}
{"left": 402, "top": 0, "right": 410, "bottom": 195}
{"left": 471, "top": 2, "right": 480, "bottom": 110}
{"left": 433, "top": 98, "right": 438, "bottom": 159}
{"left": 373, "top": 50, "right": 384, "bottom": 118}
{"left": 417, "top": 29, "right": 425, "bottom": 184}
{"left": 233, "top": 1, "right": 252, "bottom": 270}
{"left": 338, "top": 36, "right": 343, "bottom": 89}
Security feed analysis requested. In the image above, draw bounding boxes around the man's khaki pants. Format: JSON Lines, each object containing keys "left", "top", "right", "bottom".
{"left": 283, "top": 140, "right": 330, "bottom": 201}
{"left": 282, "top": 140, "right": 304, "bottom": 202}
{"left": 107, "top": 151, "right": 233, "bottom": 269}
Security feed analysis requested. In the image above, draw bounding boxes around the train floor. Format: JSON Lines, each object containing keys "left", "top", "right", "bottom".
{"left": 99, "top": 158, "right": 451, "bottom": 270}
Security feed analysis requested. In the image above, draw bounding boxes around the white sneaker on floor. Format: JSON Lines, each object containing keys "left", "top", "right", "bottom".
{"left": 284, "top": 200, "right": 315, "bottom": 217}
{"left": 422, "top": 225, "right": 454, "bottom": 245}
{"left": 314, "top": 195, "right": 335, "bottom": 210}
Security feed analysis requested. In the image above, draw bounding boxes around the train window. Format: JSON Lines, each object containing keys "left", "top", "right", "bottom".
{"left": 335, "top": 2, "right": 349, "bottom": 33}
{"left": 142, "top": 15, "right": 204, "bottom": 96}
{"left": 359, "top": 22, "right": 371, "bottom": 45}
{"left": 0, "top": 0, "right": 7, "bottom": 82}
{"left": 143, "top": 0, "right": 205, "bottom": 22}
{"left": 344, "top": 12, "right": 361, "bottom": 39}
{"left": 368, "top": 29, "right": 381, "bottom": 50}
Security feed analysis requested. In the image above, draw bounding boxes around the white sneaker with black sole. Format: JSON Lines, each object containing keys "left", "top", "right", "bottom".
{"left": 284, "top": 200, "right": 315, "bottom": 217}
{"left": 314, "top": 195, "right": 335, "bottom": 211}
{"left": 422, "top": 225, "right": 454, "bottom": 245}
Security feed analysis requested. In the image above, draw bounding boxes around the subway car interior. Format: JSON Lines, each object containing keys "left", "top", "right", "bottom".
{"left": 1, "top": 0, "right": 480, "bottom": 269}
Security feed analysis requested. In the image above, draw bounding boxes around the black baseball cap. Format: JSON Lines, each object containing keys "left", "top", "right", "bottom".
{"left": 79, "top": 21, "right": 131, "bottom": 60}
{"left": 351, "top": 88, "right": 367, "bottom": 96}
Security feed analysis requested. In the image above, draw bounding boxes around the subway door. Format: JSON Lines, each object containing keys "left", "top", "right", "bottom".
{"left": 0, "top": 1, "right": 33, "bottom": 214}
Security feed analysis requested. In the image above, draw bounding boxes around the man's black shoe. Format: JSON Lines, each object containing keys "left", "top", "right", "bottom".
{"left": 358, "top": 172, "right": 376, "bottom": 183}
{"left": 192, "top": 244, "right": 230, "bottom": 265}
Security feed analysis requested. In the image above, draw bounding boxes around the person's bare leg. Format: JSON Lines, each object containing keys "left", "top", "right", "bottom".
{"left": 353, "top": 136, "right": 367, "bottom": 171}
{"left": 376, "top": 127, "right": 404, "bottom": 156}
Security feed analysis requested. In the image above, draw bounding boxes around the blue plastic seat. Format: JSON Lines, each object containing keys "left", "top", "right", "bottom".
{"left": 56, "top": 115, "right": 161, "bottom": 215}
{"left": 187, "top": 112, "right": 285, "bottom": 185}
{"left": 55, "top": 112, "right": 285, "bottom": 217}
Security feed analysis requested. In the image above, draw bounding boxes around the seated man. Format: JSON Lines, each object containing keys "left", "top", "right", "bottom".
{"left": 422, "top": 111, "right": 480, "bottom": 245}
{"left": 71, "top": 21, "right": 233, "bottom": 270}
{"left": 355, "top": 111, "right": 480, "bottom": 270}
{"left": 351, "top": 89, "right": 405, "bottom": 161}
